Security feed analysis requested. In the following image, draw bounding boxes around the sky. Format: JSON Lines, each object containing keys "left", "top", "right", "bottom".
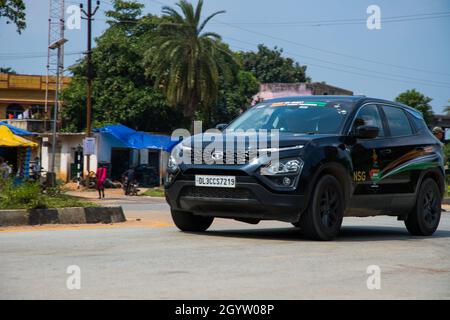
{"left": 1, "top": 0, "right": 449, "bottom": 113}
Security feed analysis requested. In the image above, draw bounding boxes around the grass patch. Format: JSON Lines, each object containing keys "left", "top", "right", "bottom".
{"left": 0, "top": 179, "right": 97, "bottom": 210}
{"left": 142, "top": 187, "right": 165, "bottom": 197}
{"left": 42, "top": 194, "right": 97, "bottom": 209}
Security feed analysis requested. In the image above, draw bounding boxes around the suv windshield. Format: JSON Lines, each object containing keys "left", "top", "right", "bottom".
{"left": 227, "top": 100, "right": 353, "bottom": 134}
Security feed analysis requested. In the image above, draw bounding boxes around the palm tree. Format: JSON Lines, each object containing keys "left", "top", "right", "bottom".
{"left": 145, "top": 0, "right": 237, "bottom": 129}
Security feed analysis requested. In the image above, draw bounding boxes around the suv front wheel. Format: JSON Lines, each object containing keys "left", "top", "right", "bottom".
{"left": 171, "top": 210, "right": 214, "bottom": 232}
{"left": 405, "top": 178, "right": 441, "bottom": 236}
{"left": 299, "top": 175, "right": 344, "bottom": 240}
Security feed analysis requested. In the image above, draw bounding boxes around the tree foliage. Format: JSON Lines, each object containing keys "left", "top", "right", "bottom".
{"left": 395, "top": 89, "right": 434, "bottom": 125}
{"left": 240, "top": 44, "right": 310, "bottom": 83}
{"left": 0, "top": 67, "right": 16, "bottom": 74}
{"left": 61, "top": 0, "right": 314, "bottom": 134}
{"left": 203, "top": 69, "right": 259, "bottom": 127}
{"left": 144, "top": 0, "right": 238, "bottom": 126}
{"left": 61, "top": 0, "right": 184, "bottom": 133}
{"left": 0, "top": 0, "right": 26, "bottom": 33}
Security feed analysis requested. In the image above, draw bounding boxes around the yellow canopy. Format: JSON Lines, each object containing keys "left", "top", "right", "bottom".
{"left": 0, "top": 125, "right": 38, "bottom": 147}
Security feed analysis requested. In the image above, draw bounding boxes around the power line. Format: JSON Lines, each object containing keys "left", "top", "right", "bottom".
{"left": 90, "top": 5, "right": 450, "bottom": 78}
{"left": 0, "top": 51, "right": 83, "bottom": 60}
{"left": 217, "top": 20, "right": 450, "bottom": 77}
{"left": 227, "top": 41, "right": 449, "bottom": 90}
{"left": 214, "top": 11, "right": 450, "bottom": 27}
{"left": 224, "top": 36, "right": 450, "bottom": 87}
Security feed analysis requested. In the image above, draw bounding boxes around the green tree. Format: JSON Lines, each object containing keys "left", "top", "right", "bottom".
{"left": 61, "top": 0, "right": 184, "bottom": 133}
{"left": 240, "top": 44, "right": 310, "bottom": 83}
{"left": 209, "top": 70, "right": 259, "bottom": 126}
{"left": 0, "top": 0, "right": 26, "bottom": 33}
{"left": 0, "top": 67, "right": 16, "bottom": 74}
{"left": 395, "top": 89, "right": 434, "bottom": 125}
{"left": 144, "top": 0, "right": 238, "bottom": 128}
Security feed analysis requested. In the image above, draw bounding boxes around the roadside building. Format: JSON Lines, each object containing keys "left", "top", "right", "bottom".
{"left": 39, "top": 125, "right": 177, "bottom": 185}
{"left": 94, "top": 125, "right": 178, "bottom": 186}
{"left": 39, "top": 132, "right": 94, "bottom": 183}
{"left": 253, "top": 82, "right": 353, "bottom": 104}
{"left": 0, "top": 73, "right": 71, "bottom": 133}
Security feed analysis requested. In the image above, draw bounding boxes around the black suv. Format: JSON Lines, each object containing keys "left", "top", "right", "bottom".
{"left": 165, "top": 96, "right": 444, "bottom": 240}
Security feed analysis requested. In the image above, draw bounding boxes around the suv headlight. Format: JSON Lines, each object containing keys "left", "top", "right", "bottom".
{"left": 168, "top": 143, "right": 184, "bottom": 172}
{"left": 259, "top": 158, "right": 304, "bottom": 188}
{"left": 260, "top": 159, "right": 303, "bottom": 176}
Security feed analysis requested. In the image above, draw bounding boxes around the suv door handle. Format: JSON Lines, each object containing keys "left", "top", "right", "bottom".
{"left": 380, "top": 149, "right": 392, "bottom": 155}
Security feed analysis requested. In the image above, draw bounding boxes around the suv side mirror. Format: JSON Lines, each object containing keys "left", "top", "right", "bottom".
{"left": 354, "top": 125, "right": 379, "bottom": 139}
{"left": 215, "top": 123, "right": 228, "bottom": 131}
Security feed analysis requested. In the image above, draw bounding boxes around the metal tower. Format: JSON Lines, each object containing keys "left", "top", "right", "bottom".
{"left": 44, "top": 0, "right": 65, "bottom": 116}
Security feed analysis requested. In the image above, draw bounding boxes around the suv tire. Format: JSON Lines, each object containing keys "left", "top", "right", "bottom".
{"left": 299, "top": 175, "right": 344, "bottom": 240}
{"left": 171, "top": 210, "right": 214, "bottom": 232}
{"left": 405, "top": 178, "right": 441, "bottom": 236}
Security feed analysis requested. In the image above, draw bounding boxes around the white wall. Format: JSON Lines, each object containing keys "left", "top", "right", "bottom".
{"left": 41, "top": 135, "right": 97, "bottom": 182}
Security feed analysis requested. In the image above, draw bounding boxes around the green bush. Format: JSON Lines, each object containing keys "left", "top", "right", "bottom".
{"left": 0, "top": 178, "right": 96, "bottom": 209}
{"left": 0, "top": 179, "right": 47, "bottom": 209}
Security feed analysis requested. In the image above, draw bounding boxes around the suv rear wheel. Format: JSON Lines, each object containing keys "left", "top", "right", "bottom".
{"left": 299, "top": 175, "right": 344, "bottom": 240}
{"left": 171, "top": 210, "right": 214, "bottom": 232}
{"left": 405, "top": 178, "right": 441, "bottom": 236}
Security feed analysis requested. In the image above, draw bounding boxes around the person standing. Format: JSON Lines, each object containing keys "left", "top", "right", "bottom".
{"left": 96, "top": 164, "right": 107, "bottom": 199}
{"left": 0, "top": 157, "right": 12, "bottom": 180}
{"left": 31, "top": 157, "right": 41, "bottom": 181}
{"left": 122, "top": 167, "right": 135, "bottom": 195}
{"left": 432, "top": 127, "right": 444, "bottom": 141}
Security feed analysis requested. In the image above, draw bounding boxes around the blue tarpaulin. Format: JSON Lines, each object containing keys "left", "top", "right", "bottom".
{"left": 0, "top": 121, "right": 37, "bottom": 136}
{"left": 94, "top": 124, "right": 178, "bottom": 152}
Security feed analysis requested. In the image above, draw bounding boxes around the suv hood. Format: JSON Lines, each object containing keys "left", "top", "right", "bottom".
{"left": 180, "top": 132, "right": 339, "bottom": 150}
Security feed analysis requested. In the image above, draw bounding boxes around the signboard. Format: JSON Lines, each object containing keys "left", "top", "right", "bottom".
{"left": 83, "top": 137, "right": 96, "bottom": 155}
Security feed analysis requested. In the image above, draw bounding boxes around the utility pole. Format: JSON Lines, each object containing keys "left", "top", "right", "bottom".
{"left": 48, "top": 38, "right": 68, "bottom": 186}
{"left": 80, "top": 0, "right": 100, "bottom": 176}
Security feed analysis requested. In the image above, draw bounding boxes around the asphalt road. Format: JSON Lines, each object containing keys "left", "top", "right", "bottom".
{"left": 1, "top": 196, "right": 450, "bottom": 299}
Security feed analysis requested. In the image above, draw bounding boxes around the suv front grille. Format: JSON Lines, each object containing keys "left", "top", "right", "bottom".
{"left": 190, "top": 149, "right": 258, "bottom": 165}
{"left": 180, "top": 186, "right": 255, "bottom": 200}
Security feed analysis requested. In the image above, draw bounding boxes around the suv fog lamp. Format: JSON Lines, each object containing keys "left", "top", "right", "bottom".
{"left": 282, "top": 176, "right": 292, "bottom": 186}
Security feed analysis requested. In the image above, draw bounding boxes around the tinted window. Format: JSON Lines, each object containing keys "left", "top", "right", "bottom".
{"left": 406, "top": 110, "right": 427, "bottom": 133}
{"left": 352, "top": 104, "right": 385, "bottom": 137}
{"left": 383, "top": 106, "right": 413, "bottom": 136}
{"left": 227, "top": 100, "right": 353, "bottom": 134}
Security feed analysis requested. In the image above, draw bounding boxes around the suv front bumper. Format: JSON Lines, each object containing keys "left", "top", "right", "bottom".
{"left": 165, "top": 178, "right": 307, "bottom": 223}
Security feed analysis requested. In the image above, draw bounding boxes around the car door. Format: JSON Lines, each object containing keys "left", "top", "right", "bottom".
{"left": 378, "top": 104, "right": 420, "bottom": 194}
{"left": 347, "top": 103, "right": 394, "bottom": 214}
{"left": 349, "top": 104, "right": 391, "bottom": 193}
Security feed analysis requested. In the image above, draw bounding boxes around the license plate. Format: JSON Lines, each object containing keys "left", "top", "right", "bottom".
{"left": 195, "top": 175, "right": 236, "bottom": 188}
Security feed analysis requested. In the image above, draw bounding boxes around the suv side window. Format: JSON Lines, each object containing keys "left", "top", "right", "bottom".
{"left": 351, "top": 104, "right": 385, "bottom": 138}
{"left": 382, "top": 106, "right": 413, "bottom": 137}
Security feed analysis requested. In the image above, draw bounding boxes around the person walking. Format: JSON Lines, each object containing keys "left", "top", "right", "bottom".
{"left": 96, "top": 164, "right": 107, "bottom": 199}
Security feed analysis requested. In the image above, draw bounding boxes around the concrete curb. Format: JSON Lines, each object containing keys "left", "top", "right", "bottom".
{"left": 0, "top": 207, "right": 126, "bottom": 227}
